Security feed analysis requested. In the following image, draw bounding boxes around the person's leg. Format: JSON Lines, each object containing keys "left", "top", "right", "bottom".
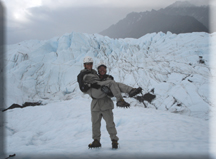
{"left": 97, "top": 80, "right": 142, "bottom": 99}
{"left": 97, "top": 80, "right": 123, "bottom": 101}
{"left": 101, "top": 109, "right": 119, "bottom": 141}
{"left": 91, "top": 111, "right": 102, "bottom": 141}
{"left": 96, "top": 80, "right": 130, "bottom": 107}
{"left": 116, "top": 82, "right": 142, "bottom": 97}
{"left": 116, "top": 82, "right": 133, "bottom": 93}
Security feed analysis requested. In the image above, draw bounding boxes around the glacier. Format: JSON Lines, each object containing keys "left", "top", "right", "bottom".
{"left": 2, "top": 31, "right": 216, "bottom": 159}
{"left": 4, "top": 31, "right": 214, "bottom": 119}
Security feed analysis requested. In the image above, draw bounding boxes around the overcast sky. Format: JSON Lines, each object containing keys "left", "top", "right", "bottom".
{"left": 1, "top": 0, "right": 212, "bottom": 45}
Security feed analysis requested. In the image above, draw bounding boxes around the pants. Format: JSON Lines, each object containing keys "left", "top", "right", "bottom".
{"left": 91, "top": 109, "right": 119, "bottom": 141}
{"left": 96, "top": 80, "right": 133, "bottom": 101}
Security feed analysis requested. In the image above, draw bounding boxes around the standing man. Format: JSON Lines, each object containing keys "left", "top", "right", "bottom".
{"left": 77, "top": 56, "right": 119, "bottom": 149}
{"left": 77, "top": 56, "right": 142, "bottom": 149}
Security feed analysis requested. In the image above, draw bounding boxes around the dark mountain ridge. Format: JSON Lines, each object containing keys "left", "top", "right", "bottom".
{"left": 160, "top": 1, "right": 210, "bottom": 29}
{"left": 100, "top": 1, "right": 210, "bottom": 39}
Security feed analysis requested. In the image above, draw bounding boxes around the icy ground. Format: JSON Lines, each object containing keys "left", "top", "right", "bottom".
{"left": 5, "top": 99, "right": 210, "bottom": 159}
{"left": 2, "top": 31, "right": 216, "bottom": 158}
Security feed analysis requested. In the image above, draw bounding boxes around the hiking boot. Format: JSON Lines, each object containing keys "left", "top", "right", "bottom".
{"left": 129, "top": 87, "right": 142, "bottom": 97}
{"left": 112, "top": 140, "right": 118, "bottom": 149}
{"left": 116, "top": 99, "right": 130, "bottom": 108}
{"left": 88, "top": 139, "right": 101, "bottom": 148}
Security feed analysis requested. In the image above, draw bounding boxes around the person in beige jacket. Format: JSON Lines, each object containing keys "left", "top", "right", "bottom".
{"left": 77, "top": 56, "right": 142, "bottom": 149}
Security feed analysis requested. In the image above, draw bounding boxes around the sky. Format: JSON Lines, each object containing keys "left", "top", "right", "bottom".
{"left": 0, "top": 0, "right": 212, "bottom": 45}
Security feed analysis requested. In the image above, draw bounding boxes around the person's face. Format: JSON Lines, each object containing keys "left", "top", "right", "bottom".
{"left": 98, "top": 66, "right": 107, "bottom": 75}
{"left": 84, "top": 63, "right": 93, "bottom": 70}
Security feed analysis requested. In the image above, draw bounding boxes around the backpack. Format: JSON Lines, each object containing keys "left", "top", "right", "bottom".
{"left": 77, "top": 71, "right": 91, "bottom": 92}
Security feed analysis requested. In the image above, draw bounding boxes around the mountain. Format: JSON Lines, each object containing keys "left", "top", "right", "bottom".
{"left": 99, "top": 1, "right": 209, "bottom": 39}
{"left": 160, "top": 1, "right": 210, "bottom": 30}
{"left": 3, "top": 31, "right": 213, "bottom": 158}
{"left": 166, "top": 1, "right": 196, "bottom": 8}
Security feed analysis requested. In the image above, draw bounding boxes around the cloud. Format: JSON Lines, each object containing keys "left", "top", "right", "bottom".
{"left": 3, "top": 0, "right": 212, "bottom": 44}
{"left": 6, "top": 6, "right": 137, "bottom": 44}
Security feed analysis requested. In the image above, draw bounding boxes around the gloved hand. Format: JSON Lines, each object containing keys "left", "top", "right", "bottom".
{"left": 91, "top": 83, "right": 101, "bottom": 89}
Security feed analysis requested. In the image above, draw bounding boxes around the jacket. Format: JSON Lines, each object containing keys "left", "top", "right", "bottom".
{"left": 77, "top": 69, "right": 114, "bottom": 111}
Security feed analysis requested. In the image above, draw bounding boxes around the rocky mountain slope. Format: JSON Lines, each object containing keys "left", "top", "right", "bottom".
{"left": 100, "top": 1, "right": 210, "bottom": 38}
